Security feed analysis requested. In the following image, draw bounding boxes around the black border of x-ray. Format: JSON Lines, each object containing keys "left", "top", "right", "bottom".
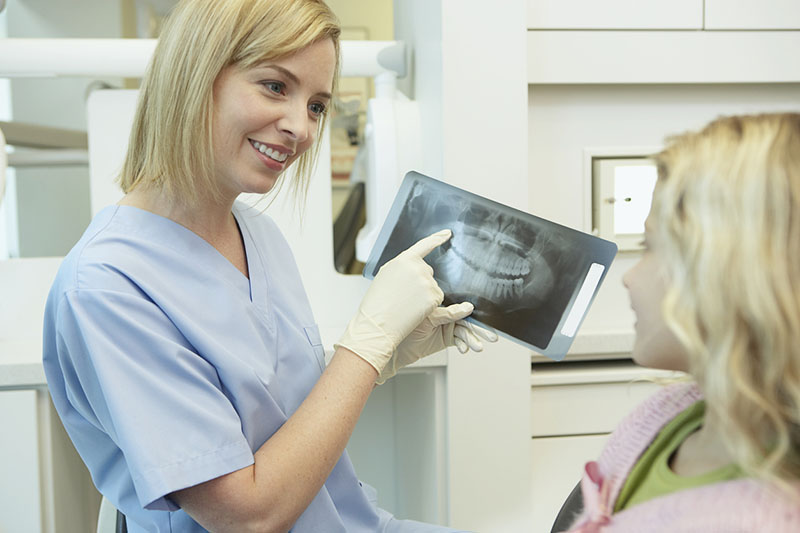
{"left": 363, "top": 171, "right": 618, "bottom": 361}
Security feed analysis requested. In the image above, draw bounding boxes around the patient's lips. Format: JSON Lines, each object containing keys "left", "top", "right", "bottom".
{"left": 434, "top": 215, "right": 555, "bottom": 316}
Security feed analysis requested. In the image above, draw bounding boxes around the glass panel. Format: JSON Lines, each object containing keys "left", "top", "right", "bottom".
{"left": 328, "top": 0, "right": 395, "bottom": 274}
{"left": 613, "top": 164, "right": 657, "bottom": 235}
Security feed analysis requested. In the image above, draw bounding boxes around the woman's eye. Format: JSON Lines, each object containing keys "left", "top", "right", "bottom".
{"left": 262, "top": 81, "right": 284, "bottom": 94}
{"left": 309, "top": 102, "right": 326, "bottom": 117}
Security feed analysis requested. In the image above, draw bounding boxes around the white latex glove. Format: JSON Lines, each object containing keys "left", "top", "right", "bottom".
{"left": 452, "top": 320, "right": 500, "bottom": 354}
{"left": 335, "top": 230, "right": 451, "bottom": 376}
{"left": 376, "top": 303, "right": 500, "bottom": 384}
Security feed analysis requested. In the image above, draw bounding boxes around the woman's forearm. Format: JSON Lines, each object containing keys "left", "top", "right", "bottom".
{"left": 171, "top": 348, "right": 378, "bottom": 532}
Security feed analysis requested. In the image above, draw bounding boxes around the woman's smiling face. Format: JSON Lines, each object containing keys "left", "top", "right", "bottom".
{"left": 210, "top": 38, "right": 336, "bottom": 200}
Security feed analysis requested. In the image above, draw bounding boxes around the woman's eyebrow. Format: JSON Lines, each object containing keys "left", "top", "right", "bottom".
{"left": 260, "top": 64, "right": 331, "bottom": 99}
{"left": 261, "top": 64, "right": 299, "bottom": 84}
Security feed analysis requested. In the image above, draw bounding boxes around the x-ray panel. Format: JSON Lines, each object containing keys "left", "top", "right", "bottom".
{"left": 364, "top": 172, "right": 618, "bottom": 360}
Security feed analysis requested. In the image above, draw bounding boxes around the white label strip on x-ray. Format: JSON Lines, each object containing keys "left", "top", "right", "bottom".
{"left": 561, "top": 263, "right": 605, "bottom": 338}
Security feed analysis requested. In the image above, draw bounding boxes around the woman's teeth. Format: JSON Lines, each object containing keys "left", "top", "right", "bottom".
{"left": 251, "top": 140, "right": 288, "bottom": 162}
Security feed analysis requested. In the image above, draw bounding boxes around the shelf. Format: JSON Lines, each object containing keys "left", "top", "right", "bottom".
{"left": 0, "top": 258, "right": 62, "bottom": 390}
{"left": 531, "top": 359, "right": 684, "bottom": 387}
{"left": 0, "top": 339, "right": 47, "bottom": 390}
{"left": 528, "top": 30, "right": 800, "bottom": 84}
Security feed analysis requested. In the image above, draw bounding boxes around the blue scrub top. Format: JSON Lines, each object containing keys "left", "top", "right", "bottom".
{"left": 43, "top": 203, "right": 463, "bottom": 533}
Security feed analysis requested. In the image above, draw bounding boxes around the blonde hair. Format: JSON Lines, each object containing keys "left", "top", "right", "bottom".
{"left": 118, "top": 0, "right": 340, "bottom": 204}
{"left": 652, "top": 113, "right": 800, "bottom": 494}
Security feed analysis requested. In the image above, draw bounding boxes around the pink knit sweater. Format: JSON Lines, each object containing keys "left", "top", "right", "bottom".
{"left": 561, "top": 382, "right": 800, "bottom": 532}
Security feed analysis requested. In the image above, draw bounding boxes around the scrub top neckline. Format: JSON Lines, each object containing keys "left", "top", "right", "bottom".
{"left": 109, "top": 203, "right": 266, "bottom": 307}
{"left": 232, "top": 204, "right": 270, "bottom": 310}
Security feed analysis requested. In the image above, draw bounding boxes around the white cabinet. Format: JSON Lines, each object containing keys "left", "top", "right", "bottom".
{"left": 0, "top": 390, "right": 100, "bottom": 533}
{"left": 531, "top": 434, "right": 607, "bottom": 531}
{"left": 348, "top": 371, "right": 448, "bottom": 524}
{"left": 527, "top": 0, "right": 702, "bottom": 30}
{"left": 0, "top": 390, "right": 42, "bottom": 533}
{"left": 527, "top": 31, "right": 800, "bottom": 84}
{"left": 529, "top": 362, "right": 680, "bottom": 530}
{"left": 705, "top": 0, "right": 800, "bottom": 29}
{"left": 530, "top": 372, "right": 665, "bottom": 437}
{"left": 0, "top": 258, "right": 100, "bottom": 532}
{"left": 526, "top": 0, "right": 800, "bottom": 30}
{"left": 526, "top": 0, "right": 800, "bottom": 84}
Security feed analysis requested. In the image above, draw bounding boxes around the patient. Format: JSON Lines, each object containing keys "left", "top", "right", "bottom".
{"left": 561, "top": 113, "right": 800, "bottom": 532}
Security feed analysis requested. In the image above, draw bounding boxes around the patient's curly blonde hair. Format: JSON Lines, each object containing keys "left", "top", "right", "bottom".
{"left": 652, "top": 113, "right": 800, "bottom": 494}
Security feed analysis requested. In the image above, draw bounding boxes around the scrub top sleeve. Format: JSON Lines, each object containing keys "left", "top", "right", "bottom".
{"left": 54, "top": 288, "right": 255, "bottom": 510}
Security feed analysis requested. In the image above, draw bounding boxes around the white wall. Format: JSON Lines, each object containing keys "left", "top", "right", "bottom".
{"left": 440, "top": 1, "right": 532, "bottom": 529}
{"left": 6, "top": 0, "right": 125, "bottom": 257}
{"left": 393, "top": 0, "right": 444, "bottom": 179}
{"left": 396, "top": 2, "right": 534, "bottom": 531}
{"left": 0, "top": 11, "right": 41, "bottom": 533}
{"left": 1, "top": 4, "right": 124, "bottom": 531}
{"left": 528, "top": 83, "right": 800, "bottom": 335}
{"left": 327, "top": 0, "right": 393, "bottom": 39}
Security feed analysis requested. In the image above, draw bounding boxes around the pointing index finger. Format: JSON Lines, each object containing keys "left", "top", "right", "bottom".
{"left": 405, "top": 229, "right": 452, "bottom": 258}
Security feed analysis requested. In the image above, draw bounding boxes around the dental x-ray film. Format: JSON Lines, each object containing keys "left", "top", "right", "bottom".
{"left": 363, "top": 171, "right": 618, "bottom": 360}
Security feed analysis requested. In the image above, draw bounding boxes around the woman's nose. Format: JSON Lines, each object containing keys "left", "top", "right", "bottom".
{"left": 622, "top": 266, "right": 633, "bottom": 290}
{"left": 278, "top": 103, "right": 310, "bottom": 143}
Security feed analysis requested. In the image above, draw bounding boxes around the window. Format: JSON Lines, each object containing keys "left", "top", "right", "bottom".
{"left": 592, "top": 157, "right": 657, "bottom": 251}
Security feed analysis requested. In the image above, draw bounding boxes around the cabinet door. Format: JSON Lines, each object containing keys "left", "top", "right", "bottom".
{"left": 531, "top": 434, "right": 608, "bottom": 531}
{"left": 348, "top": 372, "right": 446, "bottom": 525}
{"left": 0, "top": 390, "right": 42, "bottom": 533}
{"left": 531, "top": 379, "right": 661, "bottom": 437}
{"left": 705, "top": 0, "right": 800, "bottom": 29}
{"left": 0, "top": 391, "right": 100, "bottom": 533}
{"left": 527, "top": 0, "right": 702, "bottom": 29}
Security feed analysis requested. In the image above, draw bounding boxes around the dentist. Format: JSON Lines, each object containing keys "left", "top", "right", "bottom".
{"left": 42, "top": 1, "right": 490, "bottom": 531}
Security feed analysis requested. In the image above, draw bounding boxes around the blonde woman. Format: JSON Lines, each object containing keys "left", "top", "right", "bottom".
{"left": 41, "top": 1, "right": 490, "bottom": 531}
{"left": 562, "top": 113, "right": 800, "bottom": 532}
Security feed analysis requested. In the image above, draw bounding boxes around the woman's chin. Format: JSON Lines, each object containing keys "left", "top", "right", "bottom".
{"left": 629, "top": 334, "right": 690, "bottom": 373}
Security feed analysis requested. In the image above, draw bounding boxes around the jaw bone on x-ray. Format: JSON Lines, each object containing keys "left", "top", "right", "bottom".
{"left": 431, "top": 205, "right": 557, "bottom": 318}
{"left": 366, "top": 172, "right": 617, "bottom": 358}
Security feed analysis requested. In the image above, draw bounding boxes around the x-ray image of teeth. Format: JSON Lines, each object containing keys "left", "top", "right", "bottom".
{"left": 367, "top": 173, "right": 618, "bottom": 355}
{"left": 432, "top": 215, "right": 556, "bottom": 315}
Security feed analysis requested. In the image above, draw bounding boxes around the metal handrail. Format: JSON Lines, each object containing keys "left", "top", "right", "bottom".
{"left": 0, "top": 38, "right": 407, "bottom": 79}
{"left": 0, "top": 120, "right": 87, "bottom": 149}
{"left": 7, "top": 148, "right": 88, "bottom": 168}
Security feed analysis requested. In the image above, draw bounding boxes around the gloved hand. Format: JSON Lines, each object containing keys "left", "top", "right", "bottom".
{"left": 335, "top": 230, "right": 451, "bottom": 376}
{"left": 376, "top": 303, "right": 499, "bottom": 384}
{"left": 452, "top": 319, "right": 499, "bottom": 354}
